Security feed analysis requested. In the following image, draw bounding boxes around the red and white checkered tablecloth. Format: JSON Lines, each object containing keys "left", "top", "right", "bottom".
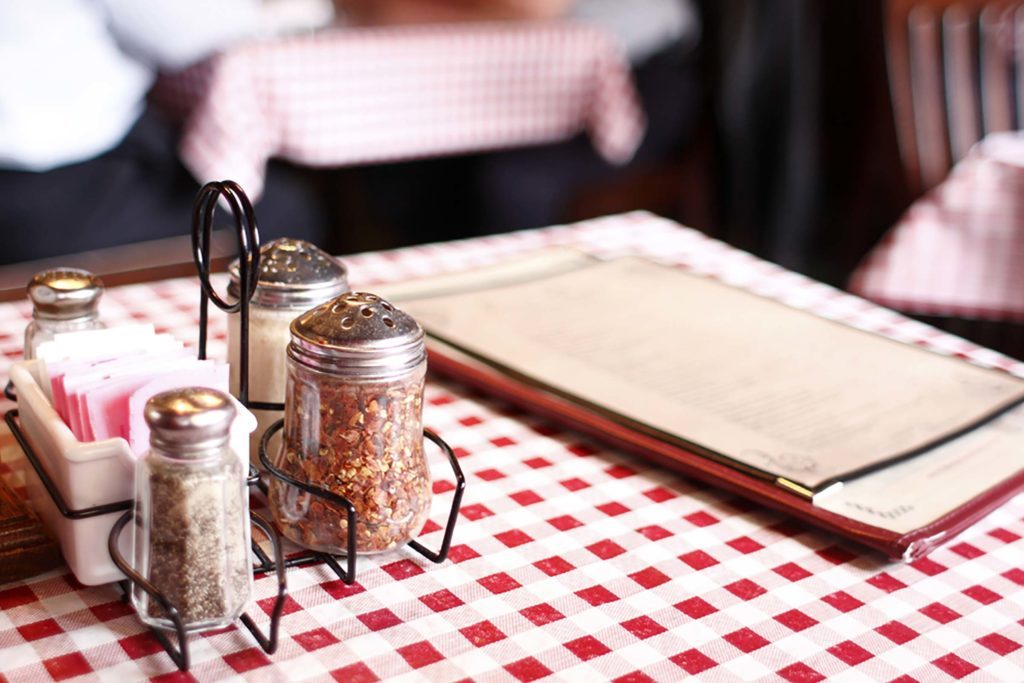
{"left": 155, "top": 22, "right": 645, "bottom": 201}
{"left": 851, "top": 132, "right": 1024, "bottom": 322}
{"left": 2, "top": 213, "right": 1024, "bottom": 682}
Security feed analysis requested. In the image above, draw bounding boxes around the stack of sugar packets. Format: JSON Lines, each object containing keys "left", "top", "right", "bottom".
{"left": 36, "top": 325, "right": 229, "bottom": 456}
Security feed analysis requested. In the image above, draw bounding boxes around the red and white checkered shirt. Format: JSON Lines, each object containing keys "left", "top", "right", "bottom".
{"left": 1, "top": 213, "right": 1023, "bottom": 681}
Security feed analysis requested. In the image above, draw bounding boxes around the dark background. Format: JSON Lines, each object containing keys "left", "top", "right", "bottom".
{"left": 0, "top": 0, "right": 916, "bottom": 297}
{"left": 320, "top": 0, "right": 914, "bottom": 290}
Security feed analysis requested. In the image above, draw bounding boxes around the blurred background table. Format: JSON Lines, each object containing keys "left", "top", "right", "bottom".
{"left": 0, "top": 213, "right": 1023, "bottom": 681}
{"left": 154, "top": 22, "right": 645, "bottom": 201}
{"left": 0, "top": 19, "right": 646, "bottom": 300}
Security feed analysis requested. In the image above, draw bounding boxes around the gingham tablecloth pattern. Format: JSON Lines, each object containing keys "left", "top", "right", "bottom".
{"left": 851, "top": 132, "right": 1024, "bottom": 322}
{"left": 1, "top": 213, "right": 1023, "bottom": 682}
{"left": 158, "top": 22, "right": 645, "bottom": 201}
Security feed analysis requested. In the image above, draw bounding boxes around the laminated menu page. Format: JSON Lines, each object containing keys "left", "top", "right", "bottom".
{"left": 389, "top": 253, "right": 1024, "bottom": 498}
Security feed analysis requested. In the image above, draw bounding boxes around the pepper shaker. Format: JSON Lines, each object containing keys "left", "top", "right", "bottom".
{"left": 268, "top": 292, "right": 431, "bottom": 555}
{"left": 227, "top": 238, "right": 348, "bottom": 463}
{"left": 131, "top": 387, "right": 252, "bottom": 632}
{"left": 24, "top": 268, "right": 104, "bottom": 360}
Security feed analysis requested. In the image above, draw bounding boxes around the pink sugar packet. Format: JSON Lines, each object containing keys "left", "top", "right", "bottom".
{"left": 126, "top": 363, "right": 230, "bottom": 456}
{"left": 77, "top": 357, "right": 211, "bottom": 444}
{"left": 36, "top": 324, "right": 161, "bottom": 396}
{"left": 61, "top": 352, "right": 194, "bottom": 440}
{"left": 49, "top": 341, "right": 187, "bottom": 419}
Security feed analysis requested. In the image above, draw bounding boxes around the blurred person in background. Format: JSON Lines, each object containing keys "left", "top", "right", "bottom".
{"left": 339, "top": 0, "right": 697, "bottom": 61}
{"left": 1, "top": 0, "right": 698, "bottom": 264}
{"left": 336, "top": 0, "right": 702, "bottom": 246}
{"left": 337, "top": 0, "right": 574, "bottom": 23}
{"left": 480, "top": 0, "right": 702, "bottom": 231}
{"left": 0, "top": 0, "right": 330, "bottom": 265}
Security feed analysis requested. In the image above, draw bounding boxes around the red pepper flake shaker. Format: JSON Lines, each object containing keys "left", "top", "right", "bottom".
{"left": 268, "top": 292, "right": 430, "bottom": 555}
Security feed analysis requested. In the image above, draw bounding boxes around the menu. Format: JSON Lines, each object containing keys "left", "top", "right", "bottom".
{"left": 389, "top": 252, "right": 1024, "bottom": 498}
{"left": 813, "top": 404, "right": 1024, "bottom": 533}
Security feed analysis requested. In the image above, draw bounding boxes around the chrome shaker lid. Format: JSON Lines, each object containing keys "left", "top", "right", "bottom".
{"left": 145, "top": 387, "right": 236, "bottom": 453}
{"left": 288, "top": 292, "right": 425, "bottom": 377}
{"left": 228, "top": 238, "right": 348, "bottom": 308}
{"left": 27, "top": 268, "right": 103, "bottom": 321}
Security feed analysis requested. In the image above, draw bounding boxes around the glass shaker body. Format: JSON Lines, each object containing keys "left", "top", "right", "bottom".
{"left": 227, "top": 238, "right": 348, "bottom": 464}
{"left": 268, "top": 293, "right": 431, "bottom": 555}
{"left": 24, "top": 316, "right": 105, "bottom": 360}
{"left": 131, "top": 389, "right": 252, "bottom": 633}
{"left": 24, "top": 268, "right": 104, "bottom": 360}
{"left": 228, "top": 304, "right": 307, "bottom": 459}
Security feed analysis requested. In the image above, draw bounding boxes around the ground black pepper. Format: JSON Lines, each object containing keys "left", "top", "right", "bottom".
{"left": 143, "top": 459, "right": 250, "bottom": 625}
{"left": 131, "top": 388, "right": 252, "bottom": 632}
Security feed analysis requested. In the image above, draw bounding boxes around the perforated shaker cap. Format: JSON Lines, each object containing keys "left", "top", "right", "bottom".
{"left": 288, "top": 292, "right": 425, "bottom": 378}
{"left": 27, "top": 268, "right": 103, "bottom": 321}
{"left": 145, "top": 387, "right": 236, "bottom": 454}
{"left": 228, "top": 238, "right": 349, "bottom": 308}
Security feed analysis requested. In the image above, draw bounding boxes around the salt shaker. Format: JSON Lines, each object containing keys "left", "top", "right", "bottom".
{"left": 131, "top": 388, "right": 252, "bottom": 632}
{"left": 227, "top": 238, "right": 348, "bottom": 463}
{"left": 24, "top": 268, "right": 104, "bottom": 360}
{"left": 268, "top": 292, "right": 431, "bottom": 555}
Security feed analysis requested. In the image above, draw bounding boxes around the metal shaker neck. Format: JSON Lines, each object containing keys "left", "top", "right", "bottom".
{"left": 144, "top": 387, "right": 236, "bottom": 456}
{"left": 228, "top": 238, "right": 348, "bottom": 309}
{"left": 28, "top": 268, "right": 103, "bottom": 322}
{"left": 288, "top": 292, "right": 426, "bottom": 379}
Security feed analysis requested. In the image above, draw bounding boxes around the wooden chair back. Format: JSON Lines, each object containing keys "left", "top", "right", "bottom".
{"left": 887, "top": 0, "right": 1024, "bottom": 194}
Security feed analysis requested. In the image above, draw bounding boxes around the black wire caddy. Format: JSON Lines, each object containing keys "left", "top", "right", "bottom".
{"left": 3, "top": 180, "right": 466, "bottom": 673}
